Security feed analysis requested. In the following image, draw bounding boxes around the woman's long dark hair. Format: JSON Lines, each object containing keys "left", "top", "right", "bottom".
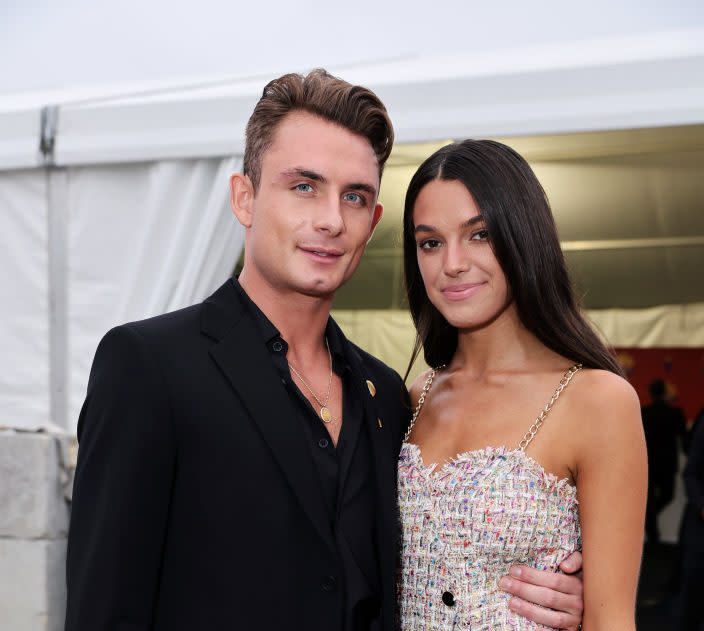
{"left": 403, "top": 139, "right": 623, "bottom": 379}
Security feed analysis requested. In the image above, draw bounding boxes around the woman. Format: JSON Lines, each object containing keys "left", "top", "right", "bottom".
{"left": 397, "top": 140, "right": 646, "bottom": 630}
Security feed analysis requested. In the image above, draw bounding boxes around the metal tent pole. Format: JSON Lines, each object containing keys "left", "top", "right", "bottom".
{"left": 42, "top": 105, "right": 70, "bottom": 431}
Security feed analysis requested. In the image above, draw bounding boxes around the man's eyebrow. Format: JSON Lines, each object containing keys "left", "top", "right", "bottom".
{"left": 279, "top": 168, "right": 377, "bottom": 197}
{"left": 279, "top": 168, "right": 327, "bottom": 183}
{"left": 414, "top": 215, "right": 484, "bottom": 234}
{"left": 346, "top": 182, "right": 377, "bottom": 197}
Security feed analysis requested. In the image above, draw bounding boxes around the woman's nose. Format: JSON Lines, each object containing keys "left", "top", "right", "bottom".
{"left": 443, "top": 242, "right": 470, "bottom": 277}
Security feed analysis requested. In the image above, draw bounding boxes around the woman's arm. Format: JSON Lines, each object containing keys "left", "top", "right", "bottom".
{"left": 573, "top": 370, "right": 647, "bottom": 631}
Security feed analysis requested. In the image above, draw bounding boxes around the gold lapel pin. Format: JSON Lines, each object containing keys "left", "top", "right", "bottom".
{"left": 377, "top": 418, "right": 383, "bottom": 429}
{"left": 366, "top": 380, "right": 376, "bottom": 397}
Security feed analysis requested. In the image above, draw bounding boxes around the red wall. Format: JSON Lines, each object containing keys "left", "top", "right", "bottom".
{"left": 616, "top": 348, "right": 704, "bottom": 424}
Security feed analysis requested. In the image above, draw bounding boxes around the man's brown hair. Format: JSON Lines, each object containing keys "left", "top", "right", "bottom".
{"left": 243, "top": 68, "right": 394, "bottom": 191}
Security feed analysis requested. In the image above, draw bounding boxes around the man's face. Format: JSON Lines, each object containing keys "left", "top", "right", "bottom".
{"left": 231, "top": 111, "right": 383, "bottom": 299}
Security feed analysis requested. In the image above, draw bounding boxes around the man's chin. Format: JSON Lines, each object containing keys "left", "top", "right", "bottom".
{"left": 298, "top": 283, "right": 340, "bottom": 299}
{"left": 294, "top": 274, "right": 348, "bottom": 299}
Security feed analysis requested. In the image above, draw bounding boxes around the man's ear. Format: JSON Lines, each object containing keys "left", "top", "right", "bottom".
{"left": 367, "top": 201, "right": 384, "bottom": 244}
{"left": 230, "top": 173, "right": 255, "bottom": 228}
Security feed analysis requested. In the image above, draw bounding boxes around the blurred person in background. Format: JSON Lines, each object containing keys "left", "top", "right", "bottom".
{"left": 642, "top": 378, "right": 686, "bottom": 544}
{"left": 678, "top": 417, "right": 704, "bottom": 630}
{"left": 684, "top": 406, "right": 704, "bottom": 453}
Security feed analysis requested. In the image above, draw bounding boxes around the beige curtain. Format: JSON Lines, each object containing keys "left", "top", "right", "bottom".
{"left": 333, "top": 303, "right": 704, "bottom": 382}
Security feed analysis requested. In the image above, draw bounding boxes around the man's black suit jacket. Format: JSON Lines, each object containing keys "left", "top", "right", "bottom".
{"left": 65, "top": 279, "right": 410, "bottom": 631}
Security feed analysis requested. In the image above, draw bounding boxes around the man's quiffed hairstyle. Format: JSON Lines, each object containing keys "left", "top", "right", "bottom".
{"left": 243, "top": 68, "right": 394, "bottom": 190}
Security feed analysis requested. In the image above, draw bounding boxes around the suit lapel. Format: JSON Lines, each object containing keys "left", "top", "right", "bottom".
{"left": 203, "top": 281, "right": 335, "bottom": 554}
{"left": 340, "top": 338, "right": 396, "bottom": 522}
{"left": 335, "top": 325, "right": 398, "bottom": 620}
{"left": 336, "top": 377, "right": 363, "bottom": 502}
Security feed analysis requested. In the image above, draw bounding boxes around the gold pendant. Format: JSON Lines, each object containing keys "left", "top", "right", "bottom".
{"left": 320, "top": 406, "right": 333, "bottom": 423}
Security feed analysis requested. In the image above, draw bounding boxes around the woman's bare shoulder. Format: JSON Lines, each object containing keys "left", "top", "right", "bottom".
{"left": 571, "top": 368, "right": 640, "bottom": 412}
{"left": 568, "top": 368, "right": 643, "bottom": 445}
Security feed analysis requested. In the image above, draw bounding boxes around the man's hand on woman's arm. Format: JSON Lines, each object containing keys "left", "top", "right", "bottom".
{"left": 499, "top": 551, "right": 584, "bottom": 631}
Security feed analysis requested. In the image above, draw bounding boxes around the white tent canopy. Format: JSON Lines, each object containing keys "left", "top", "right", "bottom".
{"left": 0, "top": 29, "right": 704, "bottom": 168}
{"left": 2, "top": 28, "right": 703, "bottom": 170}
{"left": 1, "top": 28, "right": 704, "bottom": 434}
{"left": 1, "top": 157, "right": 243, "bottom": 433}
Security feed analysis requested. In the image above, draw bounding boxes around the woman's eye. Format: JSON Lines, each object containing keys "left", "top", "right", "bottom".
{"left": 295, "top": 183, "right": 314, "bottom": 193}
{"left": 471, "top": 229, "right": 490, "bottom": 241}
{"left": 419, "top": 239, "right": 441, "bottom": 250}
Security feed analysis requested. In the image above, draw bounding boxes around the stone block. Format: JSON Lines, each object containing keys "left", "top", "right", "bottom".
{"left": 0, "top": 431, "right": 69, "bottom": 538}
{"left": 0, "top": 538, "right": 66, "bottom": 631}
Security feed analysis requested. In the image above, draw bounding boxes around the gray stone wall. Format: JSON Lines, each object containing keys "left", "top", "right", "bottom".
{"left": 0, "top": 430, "right": 74, "bottom": 631}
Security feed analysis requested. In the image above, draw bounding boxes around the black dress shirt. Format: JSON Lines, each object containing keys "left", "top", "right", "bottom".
{"left": 233, "top": 280, "right": 381, "bottom": 631}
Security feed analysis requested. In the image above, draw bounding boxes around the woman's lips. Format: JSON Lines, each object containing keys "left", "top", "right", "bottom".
{"left": 441, "top": 282, "right": 486, "bottom": 301}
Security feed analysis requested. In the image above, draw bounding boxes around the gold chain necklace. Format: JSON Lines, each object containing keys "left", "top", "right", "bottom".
{"left": 287, "top": 338, "right": 335, "bottom": 423}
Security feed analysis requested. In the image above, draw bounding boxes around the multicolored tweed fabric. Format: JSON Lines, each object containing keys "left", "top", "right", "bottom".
{"left": 397, "top": 443, "right": 581, "bottom": 630}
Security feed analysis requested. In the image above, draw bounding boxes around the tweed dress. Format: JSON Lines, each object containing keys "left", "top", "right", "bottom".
{"left": 397, "top": 366, "right": 582, "bottom": 630}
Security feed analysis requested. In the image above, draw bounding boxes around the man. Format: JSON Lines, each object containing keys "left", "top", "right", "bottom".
{"left": 642, "top": 378, "right": 686, "bottom": 543}
{"left": 65, "top": 69, "right": 584, "bottom": 631}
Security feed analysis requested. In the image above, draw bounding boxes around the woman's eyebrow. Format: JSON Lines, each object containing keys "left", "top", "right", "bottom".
{"left": 415, "top": 215, "right": 484, "bottom": 234}
{"left": 461, "top": 215, "right": 485, "bottom": 228}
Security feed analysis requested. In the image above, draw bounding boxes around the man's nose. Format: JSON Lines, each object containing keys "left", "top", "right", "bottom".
{"left": 313, "top": 195, "right": 344, "bottom": 235}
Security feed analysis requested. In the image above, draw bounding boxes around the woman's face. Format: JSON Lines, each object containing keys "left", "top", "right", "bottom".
{"left": 412, "top": 178, "right": 512, "bottom": 330}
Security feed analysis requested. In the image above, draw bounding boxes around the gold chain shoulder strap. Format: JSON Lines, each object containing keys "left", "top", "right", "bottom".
{"left": 403, "top": 367, "right": 444, "bottom": 443}
{"left": 517, "top": 363, "right": 583, "bottom": 451}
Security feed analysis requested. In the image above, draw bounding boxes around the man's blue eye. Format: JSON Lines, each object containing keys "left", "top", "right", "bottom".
{"left": 344, "top": 192, "right": 363, "bottom": 204}
{"left": 295, "top": 183, "right": 313, "bottom": 192}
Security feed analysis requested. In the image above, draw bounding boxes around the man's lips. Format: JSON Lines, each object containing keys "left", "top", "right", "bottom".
{"left": 299, "top": 245, "right": 344, "bottom": 262}
{"left": 441, "top": 282, "right": 486, "bottom": 301}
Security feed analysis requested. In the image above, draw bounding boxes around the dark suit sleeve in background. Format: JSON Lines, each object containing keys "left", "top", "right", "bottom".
{"left": 684, "top": 420, "right": 704, "bottom": 513}
{"left": 65, "top": 325, "right": 176, "bottom": 631}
